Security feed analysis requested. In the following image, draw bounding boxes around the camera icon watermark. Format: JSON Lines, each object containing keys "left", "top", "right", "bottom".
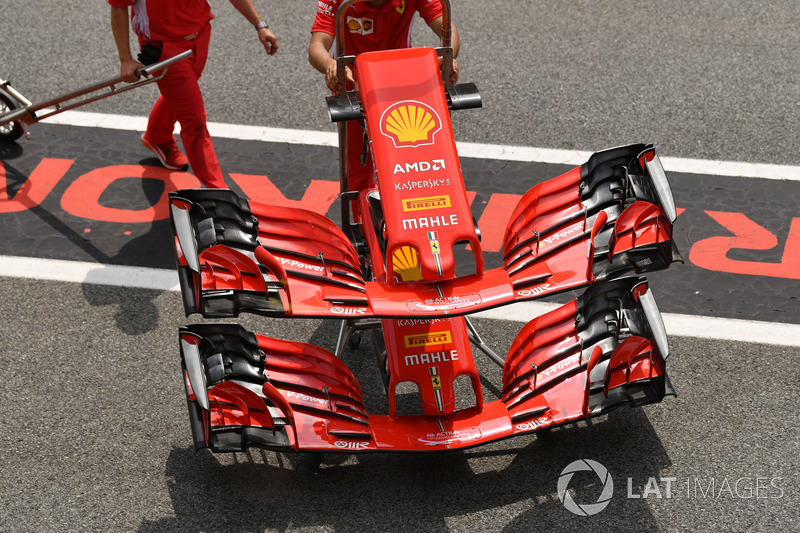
{"left": 557, "top": 459, "right": 614, "bottom": 516}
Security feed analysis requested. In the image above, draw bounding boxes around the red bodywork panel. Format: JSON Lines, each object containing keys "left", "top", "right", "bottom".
{"left": 168, "top": 50, "right": 677, "bottom": 320}
{"left": 382, "top": 316, "right": 482, "bottom": 417}
{"left": 355, "top": 48, "right": 483, "bottom": 283}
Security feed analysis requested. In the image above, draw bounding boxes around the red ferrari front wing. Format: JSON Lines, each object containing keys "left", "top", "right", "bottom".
{"left": 168, "top": 145, "right": 680, "bottom": 320}
{"left": 178, "top": 277, "right": 673, "bottom": 453}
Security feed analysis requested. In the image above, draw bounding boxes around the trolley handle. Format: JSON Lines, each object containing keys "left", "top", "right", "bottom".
{"left": 135, "top": 49, "right": 194, "bottom": 79}
{"left": 0, "top": 50, "right": 194, "bottom": 130}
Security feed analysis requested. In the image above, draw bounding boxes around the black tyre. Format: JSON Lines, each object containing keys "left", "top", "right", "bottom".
{"left": 0, "top": 92, "right": 24, "bottom": 143}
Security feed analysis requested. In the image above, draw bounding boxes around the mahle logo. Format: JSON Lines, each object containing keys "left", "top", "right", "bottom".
{"left": 380, "top": 101, "right": 441, "bottom": 148}
{"left": 557, "top": 459, "right": 614, "bottom": 516}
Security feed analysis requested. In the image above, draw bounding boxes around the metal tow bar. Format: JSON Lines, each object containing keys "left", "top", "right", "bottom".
{"left": 0, "top": 49, "right": 193, "bottom": 142}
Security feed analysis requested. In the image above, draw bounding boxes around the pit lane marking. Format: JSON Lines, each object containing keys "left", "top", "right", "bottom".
{"left": 1, "top": 254, "right": 799, "bottom": 348}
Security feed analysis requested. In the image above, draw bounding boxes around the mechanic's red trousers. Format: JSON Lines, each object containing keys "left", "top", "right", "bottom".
{"left": 346, "top": 120, "right": 373, "bottom": 194}
{"left": 143, "top": 23, "right": 225, "bottom": 188}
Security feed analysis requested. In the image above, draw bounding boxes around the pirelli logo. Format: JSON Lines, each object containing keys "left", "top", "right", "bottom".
{"left": 404, "top": 331, "right": 453, "bottom": 348}
{"left": 402, "top": 195, "right": 451, "bottom": 212}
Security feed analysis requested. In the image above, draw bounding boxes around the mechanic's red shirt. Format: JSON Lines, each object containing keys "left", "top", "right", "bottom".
{"left": 311, "top": 0, "right": 444, "bottom": 56}
{"left": 108, "top": 0, "right": 213, "bottom": 42}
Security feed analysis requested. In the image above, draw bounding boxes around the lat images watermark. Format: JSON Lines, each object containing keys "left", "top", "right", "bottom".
{"left": 558, "top": 460, "right": 787, "bottom": 516}
{"left": 627, "top": 475, "right": 786, "bottom": 500}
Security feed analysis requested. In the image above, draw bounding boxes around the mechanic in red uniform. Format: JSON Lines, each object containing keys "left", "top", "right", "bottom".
{"left": 109, "top": 0, "right": 278, "bottom": 188}
{"left": 308, "top": 0, "right": 460, "bottom": 195}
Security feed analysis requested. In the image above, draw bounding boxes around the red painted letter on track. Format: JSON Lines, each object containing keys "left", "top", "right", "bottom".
{"left": 689, "top": 211, "right": 800, "bottom": 280}
{"left": 0, "top": 158, "right": 73, "bottom": 213}
{"left": 61, "top": 165, "right": 201, "bottom": 223}
{"left": 229, "top": 174, "right": 340, "bottom": 216}
{"left": 477, "top": 193, "right": 520, "bottom": 253}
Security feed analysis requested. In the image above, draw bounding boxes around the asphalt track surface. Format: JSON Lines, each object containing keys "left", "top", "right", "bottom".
{"left": 1, "top": 2, "right": 799, "bottom": 532}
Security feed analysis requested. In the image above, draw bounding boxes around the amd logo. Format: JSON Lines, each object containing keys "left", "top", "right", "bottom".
{"left": 393, "top": 159, "right": 446, "bottom": 174}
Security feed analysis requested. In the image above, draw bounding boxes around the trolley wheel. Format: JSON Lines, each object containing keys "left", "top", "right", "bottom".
{"left": 0, "top": 92, "right": 24, "bottom": 143}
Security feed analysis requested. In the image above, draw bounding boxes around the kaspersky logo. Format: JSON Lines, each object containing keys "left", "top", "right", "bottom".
{"left": 380, "top": 100, "right": 442, "bottom": 148}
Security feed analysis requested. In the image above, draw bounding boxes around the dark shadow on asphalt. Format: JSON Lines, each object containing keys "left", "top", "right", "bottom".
{"left": 1, "top": 159, "right": 163, "bottom": 334}
{"left": 0, "top": 139, "right": 24, "bottom": 160}
{"left": 81, "top": 283, "right": 162, "bottom": 336}
{"left": 80, "top": 176, "right": 176, "bottom": 335}
{"left": 138, "top": 408, "right": 670, "bottom": 533}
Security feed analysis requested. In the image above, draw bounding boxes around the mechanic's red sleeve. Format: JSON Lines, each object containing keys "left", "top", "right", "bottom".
{"left": 311, "top": 0, "right": 337, "bottom": 35}
{"left": 417, "top": 0, "right": 444, "bottom": 24}
{"left": 107, "top": 0, "right": 133, "bottom": 6}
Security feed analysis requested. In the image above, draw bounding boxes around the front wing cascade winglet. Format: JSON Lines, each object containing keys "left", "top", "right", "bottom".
{"left": 503, "top": 143, "right": 682, "bottom": 284}
{"left": 502, "top": 276, "right": 675, "bottom": 432}
{"left": 178, "top": 277, "right": 673, "bottom": 453}
{"left": 170, "top": 189, "right": 368, "bottom": 318}
{"left": 179, "top": 323, "right": 370, "bottom": 453}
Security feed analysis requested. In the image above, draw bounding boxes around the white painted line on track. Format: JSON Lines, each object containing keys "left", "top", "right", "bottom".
{"left": 43, "top": 110, "right": 800, "bottom": 181}
{"left": 2, "top": 255, "right": 799, "bottom": 347}
{"left": 0, "top": 255, "right": 180, "bottom": 292}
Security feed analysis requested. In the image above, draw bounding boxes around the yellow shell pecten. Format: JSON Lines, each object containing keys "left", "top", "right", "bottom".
{"left": 384, "top": 104, "right": 437, "bottom": 144}
{"left": 392, "top": 246, "right": 423, "bottom": 282}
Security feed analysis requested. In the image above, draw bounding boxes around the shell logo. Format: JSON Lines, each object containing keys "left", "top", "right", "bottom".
{"left": 346, "top": 17, "right": 373, "bottom": 35}
{"left": 380, "top": 101, "right": 442, "bottom": 148}
{"left": 392, "top": 246, "right": 423, "bottom": 282}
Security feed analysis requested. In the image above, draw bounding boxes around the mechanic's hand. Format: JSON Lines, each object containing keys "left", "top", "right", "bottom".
{"left": 120, "top": 56, "right": 144, "bottom": 83}
{"left": 257, "top": 27, "right": 278, "bottom": 55}
{"left": 437, "top": 56, "right": 460, "bottom": 85}
{"left": 325, "top": 62, "right": 354, "bottom": 93}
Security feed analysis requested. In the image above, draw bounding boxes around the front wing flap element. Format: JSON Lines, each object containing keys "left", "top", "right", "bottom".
{"left": 168, "top": 144, "right": 679, "bottom": 320}
{"left": 502, "top": 277, "right": 674, "bottom": 432}
{"left": 169, "top": 189, "right": 368, "bottom": 318}
{"left": 503, "top": 144, "right": 682, "bottom": 286}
